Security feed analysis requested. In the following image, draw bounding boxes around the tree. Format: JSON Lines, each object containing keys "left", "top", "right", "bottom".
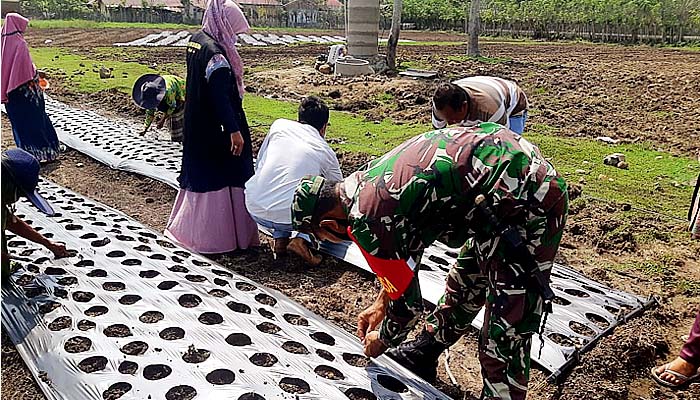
{"left": 467, "top": 0, "right": 480, "bottom": 56}
{"left": 386, "top": 0, "right": 403, "bottom": 70}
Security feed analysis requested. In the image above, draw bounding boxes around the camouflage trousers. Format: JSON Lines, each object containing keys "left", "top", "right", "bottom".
{"left": 425, "top": 198, "right": 568, "bottom": 400}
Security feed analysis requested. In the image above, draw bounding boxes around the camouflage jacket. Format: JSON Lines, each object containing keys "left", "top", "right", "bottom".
{"left": 341, "top": 122, "right": 567, "bottom": 346}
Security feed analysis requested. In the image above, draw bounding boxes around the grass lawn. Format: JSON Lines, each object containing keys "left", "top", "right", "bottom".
{"left": 29, "top": 19, "right": 196, "bottom": 30}
{"left": 33, "top": 47, "right": 699, "bottom": 219}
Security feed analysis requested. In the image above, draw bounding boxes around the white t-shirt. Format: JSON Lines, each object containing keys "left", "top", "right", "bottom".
{"left": 245, "top": 119, "right": 343, "bottom": 224}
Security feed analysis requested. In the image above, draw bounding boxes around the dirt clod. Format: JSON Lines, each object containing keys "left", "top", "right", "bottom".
{"left": 182, "top": 345, "right": 210, "bottom": 363}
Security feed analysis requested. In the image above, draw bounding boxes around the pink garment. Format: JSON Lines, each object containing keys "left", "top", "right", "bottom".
{"left": 1, "top": 13, "right": 36, "bottom": 104}
{"left": 202, "top": 0, "right": 250, "bottom": 98}
{"left": 165, "top": 186, "right": 260, "bottom": 254}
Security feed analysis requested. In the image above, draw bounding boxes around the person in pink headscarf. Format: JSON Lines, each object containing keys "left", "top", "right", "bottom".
{"left": 1, "top": 13, "right": 60, "bottom": 162}
{"left": 164, "top": 0, "right": 260, "bottom": 254}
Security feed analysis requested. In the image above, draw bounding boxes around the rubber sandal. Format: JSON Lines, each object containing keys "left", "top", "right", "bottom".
{"left": 651, "top": 363, "right": 700, "bottom": 388}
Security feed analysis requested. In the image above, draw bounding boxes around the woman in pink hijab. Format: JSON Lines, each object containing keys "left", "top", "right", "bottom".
{"left": 164, "top": 0, "right": 260, "bottom": 254}
{"left": 1, "top": 13, "right": 60, "bottom": 162}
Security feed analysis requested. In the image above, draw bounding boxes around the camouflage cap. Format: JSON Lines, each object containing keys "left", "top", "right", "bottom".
{"left": 291, "top": 175, "right": 327, "bottom": 231}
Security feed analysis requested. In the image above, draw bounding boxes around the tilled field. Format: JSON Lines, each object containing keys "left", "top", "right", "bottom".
{"left": 2, "top": 28, "right": 700, "bottom": 400}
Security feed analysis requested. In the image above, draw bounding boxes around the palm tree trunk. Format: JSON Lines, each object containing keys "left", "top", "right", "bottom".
{"left": 386, "top": 0, "right": 403, "bottom": 70}
{"left": 467, "top": 0, "right": 480, "bottom": 56}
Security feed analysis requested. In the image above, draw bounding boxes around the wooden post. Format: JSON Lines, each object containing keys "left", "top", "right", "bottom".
{"left": 467, "top": 0, "right": 480, "bottom": 56}
{"left": 386, "top": 0, "right": 402, "bottom": 70}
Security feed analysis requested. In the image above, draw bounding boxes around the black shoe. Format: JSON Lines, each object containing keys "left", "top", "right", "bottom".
{"left": 386, "top": 330, "right": 446, "bottom": 382}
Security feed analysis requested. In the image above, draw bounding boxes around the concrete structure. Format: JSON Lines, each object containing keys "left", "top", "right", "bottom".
{"left": 346, "top": 0, "right": 379, "bottom": 57}
{"left": 1, "top": 0, "right": 21, "bottom": 17}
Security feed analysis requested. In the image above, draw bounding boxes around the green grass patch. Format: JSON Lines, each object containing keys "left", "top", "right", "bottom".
{"left": 243, "top": 95, "right": 424, "bottom": 155}
{"left": 398, "top": 60, "right": 432, "bottom": 71}
{"left": 528, "top": 125, "right": 699, "bottom": 218}
{"left": 31, "top": 47, "right": 170, "bottom": 94}
{"left": 678, "top": 279, "right": 700, "bottom": 296}
{"left": 29, "top": 19, "right": 195, "bottom": 30}
{"left": 612, "top": 261, "right": 670, "bottom": 276}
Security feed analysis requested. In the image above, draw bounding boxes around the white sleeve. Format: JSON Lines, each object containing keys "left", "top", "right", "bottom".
{"left": 322, "top": 146, "right": 343, "bottom": 181}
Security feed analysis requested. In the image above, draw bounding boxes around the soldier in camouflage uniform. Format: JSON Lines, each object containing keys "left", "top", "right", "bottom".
{"left": 291, "top": 122, "right": 568, "bottom": 400}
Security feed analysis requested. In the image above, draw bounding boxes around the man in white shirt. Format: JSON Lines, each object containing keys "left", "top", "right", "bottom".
{"left": 245, "top": 96, "right": 342, "bottom": 265}
{"left": 432, "top": 76, "right": 529, "bottom": 134}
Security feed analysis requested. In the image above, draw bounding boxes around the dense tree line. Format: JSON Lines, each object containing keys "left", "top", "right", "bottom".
{"left": 400, "top": 0, "right": 700, "bottom": 43}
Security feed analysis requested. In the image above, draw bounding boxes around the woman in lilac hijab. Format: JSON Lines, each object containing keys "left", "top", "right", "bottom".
{"left": 165, "top": 0, "right": 260, "bottom": 254}
{"left": 1, "top": 13, "right": 60, "bottom": 162}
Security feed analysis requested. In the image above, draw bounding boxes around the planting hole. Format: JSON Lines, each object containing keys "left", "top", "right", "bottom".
{"left": 282, "top": 341, "right": 309, "bottom": 354}
{"left": 64, "top": 336, "right": 91, "bottom": 353}
{"left": 226, "top": 333, "right": 252, "bottom": 346}
{"left": 206, "top": 369, "right": 235, "bottom": 385}
{"left": 315, "top": 365, "right": 344, "bottom": 380}
{"left": 78, "top": 356, "right": 108, "bottom": 373}
{"left": 139, "top": 311, "right": 164, "bottom": 323}
{"left": 279, "top": 377, "right": 310, "bottom": 394}
{"left": 249, "top": 352, "right": 277, "bottom": 367}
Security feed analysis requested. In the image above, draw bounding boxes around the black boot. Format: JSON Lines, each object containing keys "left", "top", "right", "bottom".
{"left": 386, "top": 330, "right": 446, "bottom": 382}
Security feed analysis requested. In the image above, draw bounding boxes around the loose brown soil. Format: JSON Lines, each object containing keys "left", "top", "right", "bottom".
{"left": 102, "top": 382, "right": 132, "bottom": 400}
{"left": 164, "top": 385, "right": 196, "bottom": 400}
{"left": 120, "top": 341, "right": 148, "bottom": 356}
{"left": 77, "top": 356, "right": 108, "bottom": 373}
{"left": 2, "top": 27, "right": 699, "bottom": 400}
{"left": 103, "top": 324, "right": 132, "bottom": 338}
{"left": 139, "top": 311, "right": 164, "bottom": 324}
{"left": 64, "top": 336, "right": 91, "bottom": 353}
{"left": 142, "top": 364, "right": 172, "bottom": 380}
{"left": 279, "top": 377, "right": 311, "bottom": 394}
{"left": 159, "top": 327, "right": 185, "bottom": 341}
{"left": 181, "top": 345, "right": 210, "bottom": 364}
{"left": 282, "top": 341, "right": 309, "bottom": 354}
